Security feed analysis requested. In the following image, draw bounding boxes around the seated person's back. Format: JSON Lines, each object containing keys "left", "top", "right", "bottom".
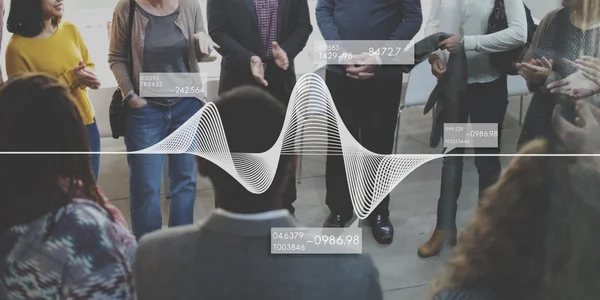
{"left": 0, "top": 74, "right": 135, "bottom": 299}
{"left": 134, "top": 86, "right": 382, "bottom": 300}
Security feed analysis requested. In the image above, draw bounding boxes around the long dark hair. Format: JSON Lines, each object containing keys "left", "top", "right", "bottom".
{"left": 7, "top": 0, "right": 62, "bottom": 37}
{"left": 0, "top": 74, "right": 104, "bottom": 233}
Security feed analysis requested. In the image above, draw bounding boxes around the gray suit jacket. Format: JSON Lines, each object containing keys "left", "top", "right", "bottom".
{"left": 134, "top": 213, "right": 383, "bottom": 300}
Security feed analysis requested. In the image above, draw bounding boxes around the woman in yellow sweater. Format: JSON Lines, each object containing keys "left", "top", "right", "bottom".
{"left": 5, "top": 0, "right": 102, "bottom": 179}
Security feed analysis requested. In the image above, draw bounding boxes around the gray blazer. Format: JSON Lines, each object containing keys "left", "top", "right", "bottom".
{"left": 134, "top": 213, "right": 383, "bottom": 300}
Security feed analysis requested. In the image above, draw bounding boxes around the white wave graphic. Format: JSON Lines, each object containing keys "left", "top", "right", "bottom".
{"left": 138, "top": 73, "right": 441, "bottom": 219}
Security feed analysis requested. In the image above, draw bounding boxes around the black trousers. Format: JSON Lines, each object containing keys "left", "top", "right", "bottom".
{"left": 436, "top": 76, "right": 508, "bottom": 230}
{"left": 324, "top": 70, "right": 402, "bottom": 219}
{"left": 218, "top": 60, "right": 298, "bottom": 213}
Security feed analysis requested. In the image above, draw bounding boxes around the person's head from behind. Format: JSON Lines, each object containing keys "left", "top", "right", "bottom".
{"left": 196, "top": 86, "right": 295, "bottom": 214}
{"left": 0, "top": 74, "right": 101, "bottom": 233}
{"left": 7, "top": 0, "right": 64, "bottom": 38}
{"left": 431, "top": 108, "right": 600, "bottom": 300}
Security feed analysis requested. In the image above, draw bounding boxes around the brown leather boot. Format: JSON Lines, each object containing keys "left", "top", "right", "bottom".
{"left": 417, "top": 228, "right": 457, "bottom": 258}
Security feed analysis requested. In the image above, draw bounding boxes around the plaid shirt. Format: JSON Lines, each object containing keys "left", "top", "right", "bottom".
{"left": 254, "top": 0, "right": 278, "bottom": 58}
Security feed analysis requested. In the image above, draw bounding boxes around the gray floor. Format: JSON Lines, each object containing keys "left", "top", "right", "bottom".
{"left": 97, "top": 93, "right": 529, "bottom": 300}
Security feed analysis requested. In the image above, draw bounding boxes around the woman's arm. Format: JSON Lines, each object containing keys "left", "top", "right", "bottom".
{"left": 463, "top": 0, "right": 527, "bottom": 53}
{"left": 193, "top": 1, "right": 210, "bottom": 62}
{"left": 108, "top": 0, "right": 135, "bottom": 97}
{"left": 425, "top": 0, "right": 463, "bottom": 62}
{"left": 521, "top": 9, "right": 559, "bottom": 92}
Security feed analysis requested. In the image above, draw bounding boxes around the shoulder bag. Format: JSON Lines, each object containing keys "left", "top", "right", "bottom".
{"left": 487, "top": 0, "right": 537, "bottom": 75}
{"left": 109, "top": 0, "right": 136, "bottom": 139}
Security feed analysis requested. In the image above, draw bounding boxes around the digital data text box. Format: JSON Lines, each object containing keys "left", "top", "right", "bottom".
{"left": 271, "top": 227, "right": 362, "bottom": 254}
{"left": 444, "top": 123, "right": 499, "bottom": 150}
{"left": 139, "top": 73, "right": 207, "bottom": 98}
{"left": 313, "top": 40, "right": 415, "bottom": 65}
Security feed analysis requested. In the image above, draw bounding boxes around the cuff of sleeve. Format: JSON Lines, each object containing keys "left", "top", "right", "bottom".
{"left": 463, "top": 36, "right": 476, "bottom": 52}
{"left": 62, "top": 69, "right": 79, "bottom": 90}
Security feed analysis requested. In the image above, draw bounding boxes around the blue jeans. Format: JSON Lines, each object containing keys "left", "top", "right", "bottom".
{"left": 86, "top": 119, "right": 100, "bottom": 180}
{"left": 125, "top": 98, "right": 202, "bottom": 239}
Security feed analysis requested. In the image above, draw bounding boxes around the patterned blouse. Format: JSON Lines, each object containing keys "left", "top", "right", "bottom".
{"left": 0, "top": 197, "right": 136, "bottom": 299}
{"left": 518, "top": 8, "right": 600, "bottom": 147}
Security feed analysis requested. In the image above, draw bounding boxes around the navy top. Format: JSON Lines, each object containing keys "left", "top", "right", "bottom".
{"left": 315, "top": 0, "right": 422, "bottom": 77}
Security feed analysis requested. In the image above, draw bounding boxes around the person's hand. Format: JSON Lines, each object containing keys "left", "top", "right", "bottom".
{"left": 128, "top": 94, "right": 147, "bottom": 109}
{"left": 516, "top": 57, "right": 553, "bottom": 85}
{"left": 250, "top": 56, "right": 268, "bottom": 86}
{"left": 439, "top": 34, "right": 463, "bottom": 53}
{"left": 74, "top": 61, "right": 101, "bottom": 89}
{"left": 547, "top": 71, "right": 600, "bottom": 99}
{"left": 429, "top": 54, "right": 446, "bottom": 79}
{"left": 193, "top": 32, "right": 220, "bottom": 55}
{"left": 576, "top": 56, "right": 600, "bottom": 86}
{"left": 553, "top": 101, "right": 600, "bottom": 161}
{"left": 272, "top": 42, "right": 289, "bottom": 70}
{"left": 345, "top": 54, "right": 376, "bottom": 80}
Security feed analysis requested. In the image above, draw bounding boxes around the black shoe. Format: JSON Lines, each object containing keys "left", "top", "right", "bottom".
{"left": 370, "top": 215, "right": 394, "bottom": 244}
{"left": 323, "top": 213, "right": 351, "bottom": 228}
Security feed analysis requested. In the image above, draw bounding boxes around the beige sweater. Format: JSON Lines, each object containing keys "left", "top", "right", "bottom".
{"left": 108, "top": 0, "right": 209, "bottom": 97}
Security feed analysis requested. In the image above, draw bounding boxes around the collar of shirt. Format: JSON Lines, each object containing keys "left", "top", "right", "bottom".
{"left": 214, "top": 208, "right": 289, "bottom": 221}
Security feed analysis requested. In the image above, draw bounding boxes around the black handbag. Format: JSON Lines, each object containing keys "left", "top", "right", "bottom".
{"left": 109, "top": 0, "right": 136, "bottom": 139}
{"left": 487, "top": 0, "right": 537, "bottom": 75}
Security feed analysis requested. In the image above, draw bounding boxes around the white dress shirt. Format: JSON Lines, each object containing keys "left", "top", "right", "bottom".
{"left": 425, "top": 0, "right": 528, "bottom": 83}
{"left": 214, "top": 208, "right": 290, "bottom": 221}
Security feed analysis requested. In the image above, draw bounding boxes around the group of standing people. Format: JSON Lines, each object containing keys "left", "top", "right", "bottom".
{"left": 2, "top": 0, "right": 600, "bottom": 255}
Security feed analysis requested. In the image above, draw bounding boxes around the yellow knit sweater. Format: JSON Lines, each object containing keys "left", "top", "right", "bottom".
{"left": 5, "top": 21, "right": 96, "bottom": 125}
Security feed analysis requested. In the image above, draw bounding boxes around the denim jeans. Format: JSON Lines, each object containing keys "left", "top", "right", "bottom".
{"left": 86, "top": 119, "right": 100, "bottom": 180}
{"left": 125, "top": 98, "right": 202, "bottom": 239}
{"left": 436, "top": 76, "right": 508, "bottom": 230}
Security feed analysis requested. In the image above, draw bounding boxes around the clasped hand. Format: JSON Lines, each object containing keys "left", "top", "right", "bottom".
{"left": 516, "top": 57, "right": 553, "bottom": 85}
{"left": 342, "top": 54, "right": 379, "bottom": 80}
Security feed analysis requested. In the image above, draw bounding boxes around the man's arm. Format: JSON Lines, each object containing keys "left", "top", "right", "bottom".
{"left": 207, "top": 0, "right": 255, "bottom": 68}
{"left": 389, "top": 0, "right": 422, "bottom": 41}
{"left": 278, "top": 0, "right": 313, "bottom": 61}
{"left": 463, "top": 0, "right": 527, "bottom": 53}
{"left": 315, "top": 0, "right": 341, "bottom": 41}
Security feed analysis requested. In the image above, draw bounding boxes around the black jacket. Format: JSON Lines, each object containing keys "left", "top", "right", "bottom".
{"left": 401, "top": 33, "right": 468, "bottom": 147}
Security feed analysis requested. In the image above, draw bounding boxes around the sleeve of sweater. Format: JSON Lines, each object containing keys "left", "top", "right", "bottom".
{"left": 521, "top": 9, "right": 559, "bottom": 92}
{"left": 463, "top": 0, "right": 528, "bottom": 53}
{"left": 425, "top": 0, "right": 463, "bottom": 62}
